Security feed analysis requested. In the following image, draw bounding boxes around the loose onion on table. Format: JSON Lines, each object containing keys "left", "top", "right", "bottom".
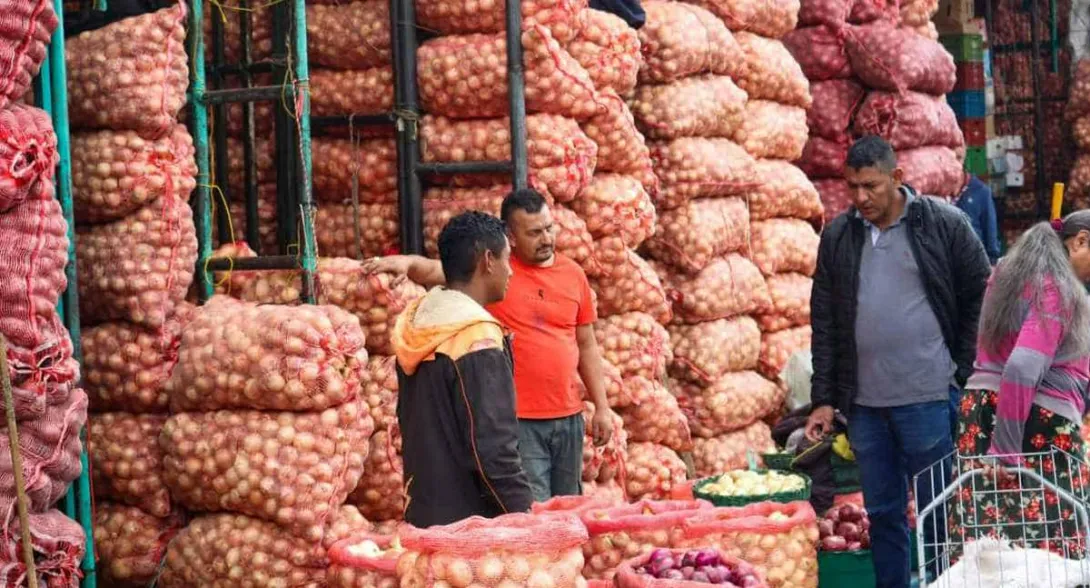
{"left": 853, "top": 91, "right": 964, "bottom": 151}
{"left": 814, "top": 179, "right": 853, "bottom": 222}
{"left": 619, "top": 384, "right": 693, "bottom": 452}
{"left": 748, "top": 160, "right": 824, "bottom": 222}
{"left": 594, "top": 312, "right": 672, "bottom": 381}
{"left": 414, "top": 0, "right": 586, "bottom": 42}
{"left": 669, "top": 317, "right": 762, "bottom": 385}
{"left": 807, "top": 80, "right": 865, "bottom": 140}
{"left": 638, "top": 1, "right": 744, "bottom": 84}
{"left": 649, "top": 138, "right": 757, "bottom": 210}
{"left": 819, "top": 503, "right": 871, "bottom": 552}
{"left": 749, "top": 219, "right": 820, "bottom": 277}
{"left": 361, "top": 356, "right": 398, "bottom": 431}
{"left": 645, "top": 197, "right": 749, "bottom": 274}
{"left": 624, "top": 443, "right": 689, "bottom": 502}
{"left": 0, "top": 103, "right": 58, "bottom": 213}
{"left": 897, "top": 145, "right": 964, "bottom": 198}
{"left": 565, "top": 8, "right": 641, "bottom": 95}
{"left": 89, "top": 413, "right": 172, "bottom": 517}
{"left": 590, "top": 250, "right": 672, "bottom": 323}
{"left": 310, "top": 67, "right": 395, "bottom": 118}
{"left": 328, "top": 533, "right": 402, "bottom": 588}
{"left": 782, "top": 25, "right": 851, "bottom": 82}
{"left": 843, "top": 21, "right": 956, "bottom": 95}
{"left": 0, "top": 0, "right": 57, "bottom": 111}
{"left": 674, "top": 372, "right": 785, "bottom": 438}
{"left": 347, "top": 429, "right": 404, "bottom": 522}
{"left": 615, "top": 547, "right": 768, "bottom": 586}
{"left": 94, "top": 503, "right": 182, "bottom": 588}
{"left": 580, "top": 499, "right": 712, "bottom": 579}
{"left": 733, "top": 101, "right": 808, "bottom": 161}
{"left": 797, "top": 134, "right": 849, "bottom": 180}
{"left": 315, "top": 201, "right": 399, "bottom": 258}
{"left": 701, "top": 469, "right": 807, "bottom": 499}
{"left": 688, "top": 0, "right": 799, "bottom": 39}
{"left": 733, "top": 33, "right": 812, "bottom": 109}
{"left": 582, "top": 401, "right": 628, "bottom": 483}
{"left": 581, "top": 92, "right": 656, "bottom": 189}
{"left": 654, "top": 255, "right": 771, "bottom": 324}
{"left": 759, "top": 326, "right": 812, "bottom": 382}
{"left": 312, "top": 137, "right": 397, "bottom": 202}
{"left": 757, "top": 273, "right": 813, "bottom": 332}
{"left": 690, "top": 422, "right": 778, "bottom": 477}
{"left": 630, "top": 75, "right": 748, "bottom": 141}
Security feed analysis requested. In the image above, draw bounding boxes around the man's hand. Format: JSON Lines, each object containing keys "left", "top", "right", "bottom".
{"left": 360, "top": 255, "right": 412, "bottom": 287}
{"left": 805, "top": 406, "right": 835, "bottom": 443}
{"left": 591, "top": 405, "right": 615, "bottom": 447}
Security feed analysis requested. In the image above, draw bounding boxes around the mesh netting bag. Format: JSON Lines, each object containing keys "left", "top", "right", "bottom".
{"left": 553, "top": 204, "right": 601, "bottom": 276}
{"left": 533, "top": 494, "right": 613, "bottom": 516}
{"left": 734, "top": 33, "right": 812, "bottom": 109}
{"left": 850, "top": 0, "right": 898, "bottom": 22}
{"left": 0, "top": 103, "right": 58, "bottom": 213}
{"left": 649, "top": 138, "right": 757, "bottom": 210}
{"left": 578, "top": 359, "right": 635, "bottom": 409}
{"left": 580, "top": 499, "right": 712, "bottom": 579}
{"left": 565, "top": 8, "right": 640, "bottom": 95}
{"left": 307, "top": 0, "right": 391, "bottom": 69}
{"left": 691, "top": 421, "right": 777, "bottom": 476}
{"left": 619, "top": 384, "right": 693, "bottom": 452}
{"left": 798, "top": 0, "right": 851, "bottom": 25}
{"left": 807, "top": 80, "right": 864, "bottom": 140}
{"left": 898, "top": 145, "right": 964, "bottom": 197}
{"left": 568, "top": 174, "right": 655, "bottom": 247}
{"left": 625, "top": 443, "right": 688, "bottom": 502}
{"left": 637, "top": 1, "right": 744, "bottom": 84}
{"left": 581, "top": 92, "right": 657, "bottom": 191}
{"left": 853, "top": 91, "right": 964, "bottom": 151}
{"left": 1067, "top": 59, "right": 1090, "bottom": 121}
{"left": 93, "top": 503, "right": 182, "bottom": 588}
{"left": 312, "top": 137, "right": 397, "bottom": 202}
{"left": 310, "top": 67, "right": 395, "bottom": 118}
{"left": 223, "top": 136, "right": 274, "bottom": 196}
{"left": 760, "top": 326, "right": 812, "bottom": 381}
{"left": 414, "top": 0, "right": 586, "bottom": 43}
{"left": 732, "top": 101, "right": 808, "bottom": 161}
{"left": 844, "top": 21, "right": 956, "bottom": 95}
{"left": 346, "top": 429, "right": 404, "bottom": 522}
{"left": 757, "top": 273, "right": 812, "bottom": 331}
{"left": 0, "top": 0, "right": 58, "bottom": 110}
{"left": 630, "top": 75, "right": 747, "bottom": 141}
{"left": 422, "top": 186, "right": 506, "bottom": 257}
{"left": 89, "top": 413, "right": 172, "bottom": 517}
{"left": 590, "top": 249, "right": 672, "bottom": 323}
{"left": 582, "top": 401, "right": 628, "bottom": 484}
{"left": 899, "top": 0, "right": 939, "bottom": 26}
{"left": 749, "top": 160, "right": 824, "bottom": 221}
{"left": 687, "top": 0, "right": 800, "bottom": 38}
{"left": 675, "top": 371, "right": 785, "bottom": 438}
{"left": 749, "top": 219, "right": 820, "bottom": 276}
{"left": 361, "top": 355, "right": 398, "bottom": 432}
{"left": 815, "top": 179, "right": 852, "bottom": 222}
{"left": 645, "top": 197, "right": 749, "bottom": 274}
{"left": 782, "top": 25, "right": 851, "bottom": 81}
{"left": 669, "top": 316, "right": 762, "bottom": 385}
{"left": 328, "top": 532, "right": 401, "bottom": 588}
{"left": 0, "top": 509, "right": 84, "bottom": 588}
{"left": 797, "top": 134, "right": 848, "bottom": 179}
{"left": 315, "top": 202, "right": 400, "bottom": 258}
{"left": 594, "top": 311, "right": 671, "bottom": 381}
{"left": 584, "top": 479, "right": 628, "bottom": 505}
{"left": 654, "top": 254, "right": 771, "bottom": 324}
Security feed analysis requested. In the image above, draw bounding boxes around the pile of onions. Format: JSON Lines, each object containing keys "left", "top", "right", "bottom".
{"left": 584, "top": 479, "right": 628, "bottom": 505}
{"left": 760, "top": 326, "right": 813, "bottom": 381}
{"left": 224, "top": 137, "right": 275, "bottom": 196}
{"left": 850, "top": 0, "right": 899, "bottom": 23}
{"left": 167, "top": 296, "right": 367, "bottom": 412}
{"left": 89, "top": 413, "right": 172, "bottom": 517}
{"left": 733, "top": 33, "right": 812, "bottom": 110}
{"left": 645, "top": 197, "right": 748, "bottom": 273}
{"left": 420, "top": 114, "right": 597, "bottom": 203}
{"left": 1069, "top": 155, "right": 1090, "bottom": 208}
{"left": 782, "top": 25, "right": 851, "bottom": 81}
{"left": 583, "top": 401, "right": 628, "bottom": 483}
{"left": 899, "top": 0, "right": 939, "bottom": 27}
{"left": 397, "top": 513, "right": 588, "bottom": 588}
{"left": 328, "top": 533, "right": 401, "bottom": 588}
{"left": 594, "top": 312, "right": 671, "bottom": 381}
{"left": 807, "top": 80, "right": 865, "bottom": 140}
{"left": 66, "top": 5, "right": 187, "bottom": 138}
{"left": 814, "top": 179, "right": 853, "bottom": 222}
{"left": 616, "top": 548, "right": 767, "bottom": 586}
{"left": 637, "top": 1, "right": 743, "bottom": 84}
{"left": 747, "top": 161, "right": 824, "bottom": 222}
{"left": 854, "top": 91, "right": 964, "bottom": 151}
{"left": 749, "top": 220, "right": 820, "bottom": 277}
{"left": 690, "top": 422, "right": 777, "bottom": 477}
{"left": 552, "top": 205, "right": 601, "bottom": 275}
{"left": 310, "top": 68, "right": 395, "bottom": 118}
{"left": 581, "top": 92, "right": 657, "bottom": 189}
{"left": 843, "top": 21, "right": 956, "bottom": 95}
{"left": 624, "top": 442, "right": 688, "bottom": 501}
{"left": 674, "top": 372, "right": 785, "bottom": 438}
{"left": 76, "top": 195, "right": 197, "bottom": 328}
{"left": 732, "top": 101, "right": 808, "bottom": 161}
{"left": 669, "top": 316, "right": 762, "bottom": 385}
{"left": 619, "top": 385, "right": 693, "bottom": 452}
{"left": 0, "top": 103, "right": 58, "bottom": 213}
{"left": 757, "top": 274, "right": 813, "bottom": 332}
{"left": 689, "top": 0, "right": 799, "bottom": 38}
{"left": 577, "top": 361, "right": 632, "bottom": 408}
{"left": 590, "top": 250, "right": 672, "bottom": 323}
{"left": 94, "top": 503, "right": 182, "bottom": 588}
{"left": 422, "top": 186, "right": 506, "bottom": 256}
{"left": 312, "top": 138, "right": 397, "bottom": 201}
{"left": 798, "top": 0, "right": 851, "bottom": 26}
{"left": 911, "top": 22, "right": 939, "bottom": 40}
{"left": 798, "top": 134, "right": 849, "bottom": 179}
{"left": 568, "top": 174, "right": 656, "bottom": 247}
{"left": 1067, "top": 60, "right": 1090, "bottom": 122}
{"left": 413, "top": 0, "right": 586, "bottom": 43}
{"left": 565, "top": 8, "right": 641, "bottom": 95}
{"left": 160, "top": 399, "right": 373, "bottom": 541}
{"left": 897, "top": 146, "right": 964, "bottom": 198}
{"left": 580, "top": 499, "right": 712, "bottom": 579}
{"left": 1074, "top": 117, "right": 1090, "bottom": 151}
{"left": 631, "top": 76, "right": 747, "bottom": 141}
{"left": 347, "top": 430, "right": 404, "bottom": 522}
{"left": 819, "top": 503, "right": 871, "bottom": 552}
{"left": 648, "top": 138, "right": 756, "bottom": 210}
{"left": 655, "top": 255, "right": 770, "bottom": 324}
{"left": 307, "top": 0, "right": 391, "bottom": 68}
{"left": 362, "top": 356, "right": 398, "bottom": 431}
{"left": 315, "top": 202, "right": 399, "bottom": 258}
{"left": 0, "top": 0, "right": 56, "bottom": 110}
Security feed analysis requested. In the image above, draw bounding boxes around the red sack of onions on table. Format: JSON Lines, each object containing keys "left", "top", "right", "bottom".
{"left": 0, "top": 0, "right": 57, "bottom": 110}
{"left": 757, "top": 273, "right": 813, "bottom": 331}
{"left": 312, "top": 137, "right": 397, "bottom": 202}
{"left": 552, "top": 204, "right": 601, "bottom": 275}
{"left": 688, "top": 0, "right": 799, "bottom": 38}
{"left": 732, "top": 101, "right": 808, "bottom": 161}
{"left": 797, "top": 134, "right": 848, "bottom": 180}
{"left": 0, "top": 509, "right": 84, "bottom": 588}
{"left": 417, "top": 26, "right": 602, "bottom": 121}
{"left": 160, "top": 399, "right": 373, "bottom": 542}
{"left": 315, "top": 202, "right": 399, "bottom": 258}
{"left": 420, "top": 114, "right": 596, "bottom": 203}
{"left": 66, "top": 5, "right": 188, "bottom": 137}
{"left": 669, "top": 316, "right": 762, "bottom": 385}
{"left": 594, "top": 311, "right": 671, "bottom": 381}
{"left": 581, "top": 92, "right": 657, "bottom": 192}
{"left": 70, "top": 124, "right": 196, "bottom": 223}
{"left": 674, "top": 371, "right": 785, "bottom": 438}
{"left": 646, "top": 197, "right": 748, "bottom": 274}
{"left": 565, "top": 9, "right": 641, "bottom": 95}
{"left": 620, "top": 385, "right": 692, "bottom": 452}
{"left": 591, "top": 249, "right": 672, "bottom": 323}
{"left": 899, "top": 0, "right": 938, "bottom": 26}
{"left": 690, "top": 421, "right": 777, "bottom": 476}
{"left": 582, "top": 401, "right": 628, "bottom": 483}
{"left": 897, "top": 146, "right": 964, "bottom": 198}
{"left": 94, "top": 504, "right": 182, "bottom": 588}
{"left": 630, "top": 75, "right": 747, "bottom": 141}
{"left": 654, "top": 254, "right": 771, "bottom": 324}
{"left": 850, "top": 0, "right": 898, "bottom": 22}
{"left": 361, "top": 356, "right": 398, "bottom": 431}
{"left": 798, "top": 0, "right": 852, "bottom": 26}
{"left": 347, "top": 429, "right": 404, "bottom": 522}
{"left": 397, "top": 513, "right": 589, "bottom": 588}
{"left": 0, "top": 103, "right": 58, "bottom": 213}
{"left": 310, "top": 67, "right": 395, "bottom": 118}
{"left": 328, "top": 532, "right": 402, "bottom": 588}
{"left": 307, "top": 0, "right": 391, "bottom": 69}
{"left": 625, "top": 443, "right": 688, "bottom": 501}
{"left": 649, "top": 138, "right": 757, "bottom": 210}
{"left": 854, "top": 91, "right": 964, "bottom": 151}
{"left": 580, "top": 499, "right": 713, "bottom": 580}
{"left": 422, "top": 186, "right": 506, "bottom": 256}
{"left": 749, "top": 160, "right": 824, "bottom": 221}
{"left": 759, "top": 326, "right": 812, "bottom": 381}
{"left": 807, "top": 80, "right": 864, "bottom": 140}
{"left": 843, "top": 22, "right": 956, "bottom": 95}
{"left": 568, "top": 173, "right": 655, "bottom": 247}
{"left": 534, "top": 494, "right": 613, "bottom": 516}
{"left": 815, "top": 179, "right": 853, "bottom": 221}
{"left": 637, "top": 1, "right": 744, "bottom": 84}
{"left": 76, "top": 195, "right": 197, "bottom": 329}
{"left": 734, "top": 33, "right": 812, "bottom": 109}
{"left": 749, "top": 219, "right": 819, "bottom": 276}
{"left": 782, "top": 25, "right": 851, "bottom": 81}
{"left": 678, "top": 502, "right": 819, "bottom": 588}
{"left": 89, "top": 413, "right": 172, "bottom": 518}
{"left": 414, "top": 0, "right": 586, "bottom": 42}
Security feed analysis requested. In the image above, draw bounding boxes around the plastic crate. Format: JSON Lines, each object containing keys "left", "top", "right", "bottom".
{"left": 940, "top": 34, "right": 984, "bottom": 62}
{"left": 959, "top": 117, "right": 986, "bottom": 146}
{"left": 947, "top": 90, "right": 986, "bottom": 118}
{"left": 818, "top": 551, "right": 876, "bottom": 588}
{"left": 954, "top": 61, "right": 985, "bottom": 91}
{"left": 692, "top": 471, "right": 812, "bottom": 507}
{"left": 964, "top": 146, "right": 988, "bottom": 175}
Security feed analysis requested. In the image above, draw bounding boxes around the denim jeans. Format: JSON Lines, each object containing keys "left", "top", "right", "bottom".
{"left": 849, "top": 400, "right": 954, "bottom": 588}
{"left": 517, "top": 414, "right": 584, "bottom": 503}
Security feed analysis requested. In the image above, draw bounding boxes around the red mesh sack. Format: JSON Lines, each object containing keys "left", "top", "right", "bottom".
{"left": 749, "top": 160, "right": 824, "bottom": 221}
{"left": 160, "top": 399, "right": 374, "bottom": 541}
{"left": 310, "top": 67, "right": 395, "bottom": 118}
{"left": 582, "top": 401, "right": 628, "bottom": 483}
{"left": 815, "top": 179, "right": 853, "bottom": 221}
{"left": 418, "top": 26, "right": 601, "bottom": 121}
{"left": 807, "top": 80, "right": 864, "bottom": 140}
{"left": 0, "top": 103, "right": 57, "bottom": 213}
{"left": 1067, "top": 60, "right": 1090, "bottom": 121}
{"left": 669, "top": 316, "right": 762, "bottom": 385}
{"left": 590, "top": 249, "right": 672, "bottom": 323}
{"left": 799, "top": 0, "right": 852, "bottom": 25}
{"left": 733, "top": 101, "right": 808, "bottom": 161}
{"left": 328, "top": 533, "right": 401, "bottom": 588}
{"left": 568, "top": 174, "right": 655, "bottom": 247}
{"left": 624, "top": 443, "right": 688, "bottom": 501}
{"left": 691, "top": 421, "right": 777, "bottom": 476}
{"left": 899, "top": 0, "right": 939, "bottom": 26}
{"left": 645, "top": 197, "right": 749, "bottom": 273}
{"left": 361, "top": 356, "right": 398, "bottom": 431}
{"left": 630, "top": 75, "right": 747, "bottom": 141}
{"left": 655, "top": 254, "right": 771, "bottom": 324}
{"left": 94, "top": 503, "right": 182, "bottom": 588}
{"left": 844, "top": 22, "right": 956, "bottom": 95}
{"left": 782, "top": 25, "right": 851, "bottom": 81}
{"left": 911, "top": 21, "right": 938, "bottom": 39}
{"left": 414, "top": 0, "right": 587, "bottom": 42}
{"left": 1075, "top": 117, "right": 1090, "bottom": 151}
{"left": 584, "top": 479, "right": 628, "bottom": 505}
{"left": 89, "top": 413, "right": 171, "bottom": 517}
{"left": 66, "top": 5, "right": 187, "bottom": 137}
{"left": 898, "top": 145, "right": 964, "bottom": 197}
{"left": 760, "top": 326, "right": 812, "bottom": 381}
{"left": 566, "top": 9, "right": 640, "bottom": 95}
{"left": 614, "top": 549, "right": 769, "bottom": 588}
{"left": 167, "top": 295, "right": 368, "bottom": 412}
{"left": 422, "top": 186, "right": 506, "bottom": 256}
{"left": 0, "top": 509, "right": 84, "bottom": 588}
{"left": 397, "top": 513, "right": 589, "bottom": 587}
{"left": 749, "top": 219, "right": 820, "bottom": 276}
{"left": 0, "top": 0, "right": 57, "bottom": 110}
{"left": 689, "top": 0, "right": 799, "bottom": 37}
{"left": 533, "top": 494, "right": 612, "bottom": 515}
{"left": 71, "top": 124, "right": 196, "bottom": 223}
{"left": 553, "top": 204, "right": 601, "bottom": 275}
{"left": 76, "top": 195, "right": 197, "bottom": 328}
{"left": 757, "top": 273, "right": 812, "bottom": 331}
{"left": 581, "top": 92, "right": 656, "bottom": 190}
{"left": 637, "top": 1, "right": 744, "bottom": 84}
{"left": 678, "top": 502, "right": 819, "bottom": 588}
{"left": 675, "top": 371, "right": 785, "bottom": 438}
{"left": 307, "top": 0, "right": 391, "bottom": 69}
{"left": 849, "top": 0, "right": 898, "bottom": 22}
{"left": 594, "top": 312, "right": 671, "bottom": 381}
{"left": 734, "top": 33, "right": 812, "bottom": 109}
{"left": 620, "top": 384, "right": 693, "bottom": 452}
{"left": 581, "top": 499, "right": 712, "bottom": 579}
{"left": 347, "top": 429, "right": 404, "bottom": 522}
{"left": 649, "top": 138, "right": 757, "bottom": 210}
{"left": 577, "top": 360, "right": 635, "bottom": 408}
{"left": 312, "top": 137, "right": 397, "bottom": 202}
{"left": 421, "top": 114, "right": 596, "bottom": 203}
{"left": 854, "top": 91, "right": 964, "bottom": 151}
{"left": 316, "top": 202, "right": 400, "bottom": 258}
{"left": 797, "top": 134, "right": 849, "bottom": 179}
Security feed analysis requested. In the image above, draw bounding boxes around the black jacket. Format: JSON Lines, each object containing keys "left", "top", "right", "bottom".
{"left": 810, "top": 187, "right": 991, "bottom": 414}
{"left": 589, "top": 0, "right": 646, "bottom": 28}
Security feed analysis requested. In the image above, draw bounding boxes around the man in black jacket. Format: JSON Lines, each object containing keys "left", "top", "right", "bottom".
{"left": 804, "top": 136, "right": 990, "bottom": 588}
{"left": 392, "top": 211, "right": 533, "bottom": 527}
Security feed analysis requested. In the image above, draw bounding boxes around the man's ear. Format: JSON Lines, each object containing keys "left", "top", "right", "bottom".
{"left": 891, "top": 167, "right": 905, "bottom": 185}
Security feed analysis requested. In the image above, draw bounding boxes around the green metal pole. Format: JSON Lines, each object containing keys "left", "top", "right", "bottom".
{"left": 292, "top": 0, "right": 317, "bottom": 305}
{"left": 189, "top": 0, "right": 215, "bottom": 302}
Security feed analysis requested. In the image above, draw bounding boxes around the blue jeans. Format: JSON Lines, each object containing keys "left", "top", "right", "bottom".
{"left": 517, "top": 414, "right": 584, "bottom": 503}
{"left": 849, "top": 400, "right": 954, "bottom": 588}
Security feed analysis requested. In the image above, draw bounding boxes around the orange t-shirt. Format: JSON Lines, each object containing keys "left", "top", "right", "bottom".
{"left": 487, "top": 254, "right": 597, "bottom": 419}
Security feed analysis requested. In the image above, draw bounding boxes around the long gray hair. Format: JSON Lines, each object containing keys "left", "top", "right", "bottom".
{"left": 978, "top": 210, "right": 1090, "bottom": 356}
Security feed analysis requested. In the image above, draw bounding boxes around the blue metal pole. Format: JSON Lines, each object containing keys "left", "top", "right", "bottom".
{"left": 292, "top": 0, "right": 317, "bottom": 304}
{"left": 189, "top": 0, "right": 215, "bottom": 302}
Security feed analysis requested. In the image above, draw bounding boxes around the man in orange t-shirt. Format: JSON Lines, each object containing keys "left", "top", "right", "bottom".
{"left": 365, "top": 189, "right": 616, "bottom": 501}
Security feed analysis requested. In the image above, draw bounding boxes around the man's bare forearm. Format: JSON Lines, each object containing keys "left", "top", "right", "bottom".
{"left": 576, "top": 326, "right": 609, "bottom": 409}
{"left": 404, "top": 255, "right": 446, "bottom": 287}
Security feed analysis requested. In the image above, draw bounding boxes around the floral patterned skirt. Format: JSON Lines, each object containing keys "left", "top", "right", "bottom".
{"left": 949, "top": 389, "right": 1090, "bottom": 559}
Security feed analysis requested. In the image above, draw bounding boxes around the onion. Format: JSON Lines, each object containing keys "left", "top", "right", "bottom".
{"left": 347, "top": 430, "right": 405, "bottom": 522}
{"left": 654, "top": 255, "right": 770, "bottom": 324}
{"left": 734, "top": 33, "right": 812, "bottom": 109}
{"left": 808, "top": 80, "right": 865, "bottom": 140}
{"left": 783, "top": 25, "right": 851, "bottom": 81}
{"left": 564, "top": 9, "right": 640, "bottom": 95}
{"left": 649, "top": 138, "right": 757, "bottom": 210}
{"left": 897, "top": 146, "right": 964, "bottom": 198}
{"left": 748, "top": 160, "right": 824, "bottom": 222}
{"left": 580, "top": 500, "right": 711, "bottom": 580}
{"left": 899, "top": 0, "right": 938, "bottom": 26}
{"left": 414, "top": 0, "right": 586, "bottom": 42}
{"left": 89, "top": 414, "right": 172, "bottom": 518}
{"left": 0, "top": 1, "right": 55, "bottom": 110}
{"left": 312, "top": 138, "right": 397, "bottom": 202}
{"left": 798, "top": 0, "right": 851, "bottom": 25}
{"left": 95, "top": 503, "right": 182, "bottom": 588}
{"left": 757, "top": 273, "right": 813, "bottom": 332}
{"left": 361, "top": 356, "right": 398, "bottom": 431}
{"left": 594, "top": 312, "right": 672, "bottom": 381}
{"left": 637, "top": 1, "right": 744, "bottom": 84}
{"left": 843, "top": 21, "right": 956, "bottom": 95}
{"left": 669, "top": 316, "right": 762, "bottom": 385}
{"left": 590, "top": 249, "right": 671, "bottom": 323}
{"left": 581, "top": 93, "right": 657, "bottom": 191}
{"left": 854, "top": 91, "right": 964, "bottom": 151}
{"left": 687, "top": 0, "right": 799, "bottom": 38}
{"left": 749, "top": 219, "right": 820, "bottom": 277}
{"left": 760, "top": 326, "right": 813, "bottom": 381}
{"left": 733, "top": 101, "right": 808, "bottom": 161}
{"left": 315, "top": 202, "right": 400, "bottom": 258}
{"left": 581, "top": 402, "right": 628, "bottom": 483}
{"left": 619, "top": 385, "right": 692, "bottom": 452}
{"left": 631, "top": 75, "right": 747, "bottom": 141}
{"left": 0, "top": 104, "right": 57, "bottom": 214}
{"left": 815, "top": 179, "right": 853, "bottom": 222}
{"left": 690, "top": 422, "right": 777, "bottom": 477}
{"left": 310, "top": 67, "right": 395, "bottom": 118}
{"left": 623, "top": 443, "right": 687, "bottom": 501}
{"left": 422, "top": 186, "right": 507, "bottom": 257}
{"left": 673, "top": 372, "right": 784, "bottom": 438}
{"left": 645, "top": 198, "right": 749, "bottom": 273}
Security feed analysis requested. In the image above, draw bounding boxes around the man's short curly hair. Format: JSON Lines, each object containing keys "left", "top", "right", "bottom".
{"left": 437, "top": 211, "right": 508, "bottom": 284}
{"left": 846, "top": 135, "right": 897, "bottom": 173}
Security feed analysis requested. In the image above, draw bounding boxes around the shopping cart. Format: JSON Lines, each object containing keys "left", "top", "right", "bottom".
{"left": 914, "top": 448, "right": 1090, "bottom": 587}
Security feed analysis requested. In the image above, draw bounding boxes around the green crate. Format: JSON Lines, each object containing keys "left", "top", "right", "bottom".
{"left": 818, "top": 551, "right": 875, "bottom": 588}
{"left": 940, "top": 34, "right": 984, "bottom": 62}
{"left": 831, "top": 454, "right": 861, "bottom": 491}
{"left": 692, "top": 471, "right": 812, "bottom": 507}
{"left": 762, "top": 452, "right": 795, "bottom": 471}
{"left": 964, "top": 146, "right": 988, "bottom": 176}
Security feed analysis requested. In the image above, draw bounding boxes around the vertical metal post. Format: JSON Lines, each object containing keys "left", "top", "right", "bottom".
{"left": 392, "top": 0, "right": 424, "bottom": 255}
{"left": 271, "top": 1, "right": 299, "bottom": 255}
{"left": 239, "top": 0, "right": 261, "bottom": 253}
{"left": 1028, "top": 0, "right": 1048, "bottom": 217}
{"left": 504, "top": 0, "right": 528, "bottom": 190}
{"left": 291, "top": 0, "right": 317, "bottom": 303}
{"left": 190, "top": 0, "right": 215, "bottom": 301}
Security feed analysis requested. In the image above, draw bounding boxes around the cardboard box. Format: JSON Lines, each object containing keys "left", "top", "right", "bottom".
{"left": 985, "top": 114, "right": 996, "bottom": 138}
{"left": 935, "top": 0, "right": 974, "bottom": 25}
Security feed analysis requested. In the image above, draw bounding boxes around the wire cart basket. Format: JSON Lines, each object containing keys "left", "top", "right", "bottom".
{"left": 914, "top": 448, "right": 1090, "bottom": 587}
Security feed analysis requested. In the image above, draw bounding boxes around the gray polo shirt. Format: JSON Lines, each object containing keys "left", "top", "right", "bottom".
{"left": 854, "top": 192, "right": 955, "bottom": 407}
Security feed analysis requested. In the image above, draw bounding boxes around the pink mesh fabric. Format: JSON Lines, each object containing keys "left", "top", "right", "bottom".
{"left": 0, "top": 0, "right": 58, "bottom": 110}
{"left": 0, "top": 103, "right": 58, "bottom": 213}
